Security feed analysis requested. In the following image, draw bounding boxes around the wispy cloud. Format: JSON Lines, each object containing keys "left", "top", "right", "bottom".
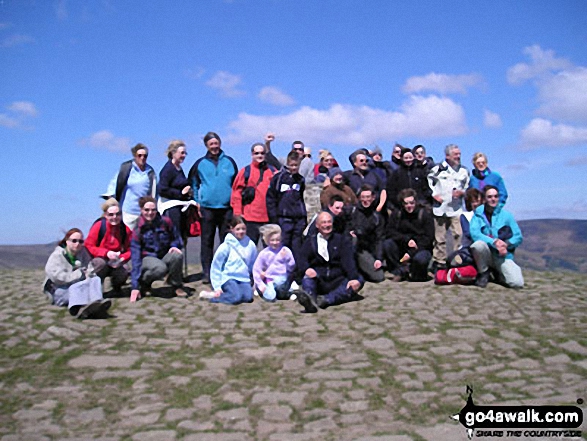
{"left": 507, "top": 45, "right": 572, "bottom": 85}
{"left": 184, "top": 66, "right": 206, "bottom": 80}
{"left": 0, "top": 101, "right": 39, "bottom": 129}
{"left": 520, "top": 118, "right": 587, "bottom": 149}
{"left": 483, "top": 109, "right": 502, "bottom": 129}
{"left": 565, "top": 156, "right": 587, "bottom": 167}
{"left": 80, "top": 130, "right": 132, "bottom": 152}
{"left": 509, "top": 46, "right": 587, "bottom": 147}
{"left": 258, "top": 86, "right": 295, "bottom": 106}
{"left": 0, "top": 34, "right": 36, "bottom": 48}
{"left": 402, "top": 72, "right": 484, "bottom": 95}
{"left": 205, "top": 71, "right": 246, "bottom": 98}
{"left": 8, "top": 101, "right": 38, "bottom": 117}
{"left": 536, "top": 67, "right": 587, "bottom": 124}
{"left": 226, "top": 95, "right": 467, "bottom": 145}
{"left": 0, "top": 114, "right": 19, "bottom": 128}
{"left": 55, "top": 0, "right": 68, "bottom": 21}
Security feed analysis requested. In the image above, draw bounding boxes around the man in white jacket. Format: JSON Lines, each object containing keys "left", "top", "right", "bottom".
{"left": 427, "top": 144, "right": 470, "bottom": 271}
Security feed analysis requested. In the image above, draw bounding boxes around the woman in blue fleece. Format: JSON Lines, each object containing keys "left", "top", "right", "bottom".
{"left": 469, "top": 152, "right": 508, "bottom": 205}
{"left": 199, "top": 216, "right": 258, "bottom": 304}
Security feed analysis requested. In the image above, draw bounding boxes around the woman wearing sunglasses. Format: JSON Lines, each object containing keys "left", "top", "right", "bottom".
{"left": 43, "top": 228, "right": 111, "bottom": 319}
{"left": 102, "top": 143, "right": 157, "bottom": 231}
{"left": 86, "top": 198, "right": 132, "bottom": 296}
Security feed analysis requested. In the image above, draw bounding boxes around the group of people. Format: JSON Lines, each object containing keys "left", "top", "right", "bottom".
{"left": 43, "top": 131, "right": 524, "bottom": 318}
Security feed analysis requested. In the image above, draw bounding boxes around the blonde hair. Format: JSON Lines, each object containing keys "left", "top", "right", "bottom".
{"left": 319, "top": 149, "right": 332, "bottom": 162}
{"left": 101, "top": 198, "right": 120, "bottom": 215}
{"left": 472, "top": 152, "right": 487, "bottom": 164}
{"left": 259, "top": 224, "right": 282, "bottom": 244}
{"left": 166, "top": 140, "right": 186, "bottom": 159}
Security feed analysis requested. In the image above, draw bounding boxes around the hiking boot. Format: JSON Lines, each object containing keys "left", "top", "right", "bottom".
{"left": 475, "top": 270, "right": 491, "bottom": 288}
{"left": 77, "top": 301, "right": 103, "bottom": 320}
{"left": 316, "top": 295, "right": 329, "bottom": 309}
{"left": 297, "top": 289, "right": 318, "bottom": 313}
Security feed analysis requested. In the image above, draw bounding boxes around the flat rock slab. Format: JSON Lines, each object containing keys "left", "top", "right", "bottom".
{"left": 68, "top": 355, "right": 140, "bottom": 369}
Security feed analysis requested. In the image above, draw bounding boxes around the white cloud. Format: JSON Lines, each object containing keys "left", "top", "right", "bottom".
{"left": 507, "top": 45, "right": 572, "bottom": 85}
{"left": 205, "top": 71, "right": 246, "bottom": 98}
{"left": 184, "top": 66, "right": 205, "bottom": 80}
{"left": 483, "top": 109, "right": 502, "bottom": 129}
{"left": 0, "top": 34, "right": 36, "bottom": 48}
{"left": 226, "top": 95, "right": 467, "bottom": 145}
{"left": 520, "top": 118, "right": 587, "bottom": 149}
{"left": 258, "top": 86, "right": 295, "bottom": 106}
{"left": 402, "top": 72, "right": 483, "bottom": 95}
{"left": 8, "top": 101, "right": 38, "bottom": 117}
{"left": 0, "top": 114, "right": 19, "bottom": 128}
{"left": 81, "top": 130, "right": 132, "bottom": 152}
{"left": 536, "top": 67, "right": 587, "bottom": 124}
{"left": 55, "top": 0, "right": 68, "bottom": 20}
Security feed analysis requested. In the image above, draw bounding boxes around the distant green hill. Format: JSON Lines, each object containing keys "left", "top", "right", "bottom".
{"left": 516, "top": 219, "right": 587, "bottom": 272}
{"left": 1, "top": 219, "right": 586, "bottom": 272}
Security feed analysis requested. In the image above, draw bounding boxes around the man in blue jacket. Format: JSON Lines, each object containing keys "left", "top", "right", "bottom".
{"left": 470, "top": 185, "right": 524, "bottom": 288}
{"left": 188, "top": 132, "right": 238, "bottom": 284}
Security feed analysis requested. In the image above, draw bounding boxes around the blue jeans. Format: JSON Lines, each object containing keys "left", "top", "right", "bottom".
{"left": 210, "top": 279, "right": 253, "bottom": 305}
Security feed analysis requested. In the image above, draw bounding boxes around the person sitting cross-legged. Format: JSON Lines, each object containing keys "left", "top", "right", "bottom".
{"left": 296, "top": 212, "right": 364, "bottom": 313}
{"left": 129, "top": 196, "right": 187, "bottom": 302}
{"left": 470, "top": 185, "right": 524, "bottom": 288}
{"left": 199, "top": 216, "right": 258, "bottom": 304}
{"left": 383, "top": 188, "right": 434, "bottom": 282}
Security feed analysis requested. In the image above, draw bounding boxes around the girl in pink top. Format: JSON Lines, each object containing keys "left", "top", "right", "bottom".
{"left": 252, "top": 224, "right": 296, "bottom": 301}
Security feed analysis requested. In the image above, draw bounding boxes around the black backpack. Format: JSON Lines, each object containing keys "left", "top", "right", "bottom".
{"left": 92, "top": 217, "right": 127, "bottom": 246}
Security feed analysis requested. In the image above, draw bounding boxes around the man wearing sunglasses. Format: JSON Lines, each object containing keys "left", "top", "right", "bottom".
{"left": 470, "top": 185, "right": 524, "bottom": 288}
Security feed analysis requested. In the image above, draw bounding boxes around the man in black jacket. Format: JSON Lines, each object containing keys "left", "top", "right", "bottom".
{"left": 296, "top": 212, "right": 363, "bottom": 313}
{"left": 383, "top": 188, "right": 434, "bottom": 282}
{"left": 350, "top": 185, "right": 385, "bottom": 283}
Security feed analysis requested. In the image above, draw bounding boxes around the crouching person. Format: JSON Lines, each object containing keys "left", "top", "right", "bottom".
{"left": 86, "top": 198, "right": 132, "bottom": 296}
{"left": 253, "top": 224, "right": 296, "bottom": 301}
{"left": 199, "top": 216, "right": 258, "bottom": 304}
{"left": 383, "top": 189, "right": 434, "bottom": 282}
{"left": 130, "top": 196, "right": 186, "bottom": 302}
{"left": 43, "top": 228, "right": 112, "bottom": 319}
{"left": 296, "top": 212, "right": 363, "bottom": 313}
{"left": 350, "top": 185, "right": 385, "bottom": 283}
{"left": 470, "top": 185, "right": 524, "bottom": 288}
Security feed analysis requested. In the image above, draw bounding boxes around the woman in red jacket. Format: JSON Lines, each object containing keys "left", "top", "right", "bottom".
{"left": 230, "top": 142, "right": 277, "bottom": 244}
{"left": 86, "top": 199, "right": 132, "bottom": 295}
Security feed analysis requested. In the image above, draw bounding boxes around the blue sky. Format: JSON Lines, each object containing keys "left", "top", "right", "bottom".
{"left": 1, "top": 0, "right": 586, "bottom": 244}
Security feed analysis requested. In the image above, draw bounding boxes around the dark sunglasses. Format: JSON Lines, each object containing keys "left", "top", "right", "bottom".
{"left": 69, "top": 239, "right": 84, "bottom": 244}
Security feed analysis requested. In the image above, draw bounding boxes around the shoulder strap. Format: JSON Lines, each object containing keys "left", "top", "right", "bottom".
{"left": 188, "top": 157, "right": 205, "bottom": 188}
{"left": 115, "top": 160, "right": 133, "bottom": 201}
{"left": 227, "top": 156, "right": 239, "bottom": 185}
{"left": 244, "top": 165, "right": 251, "bottom": 186}
{"left": 96, "top": 217, "right": 107, "bottom": 245}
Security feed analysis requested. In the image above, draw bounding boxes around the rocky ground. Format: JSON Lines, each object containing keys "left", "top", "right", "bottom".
{"left": 0, "top": 268, "right": 585, "bottom": 441}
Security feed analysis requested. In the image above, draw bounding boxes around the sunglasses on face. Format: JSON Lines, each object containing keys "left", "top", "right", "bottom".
{"left": 136, "top": 154, "right": 148, "bottom": 158}
{"left": 69, "top": 239, "right": 84, "bottom": 244}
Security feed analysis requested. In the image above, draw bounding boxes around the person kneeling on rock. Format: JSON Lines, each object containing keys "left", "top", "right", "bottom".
{"left": 295, "top": 212, "right": 364, "bottom": 313}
